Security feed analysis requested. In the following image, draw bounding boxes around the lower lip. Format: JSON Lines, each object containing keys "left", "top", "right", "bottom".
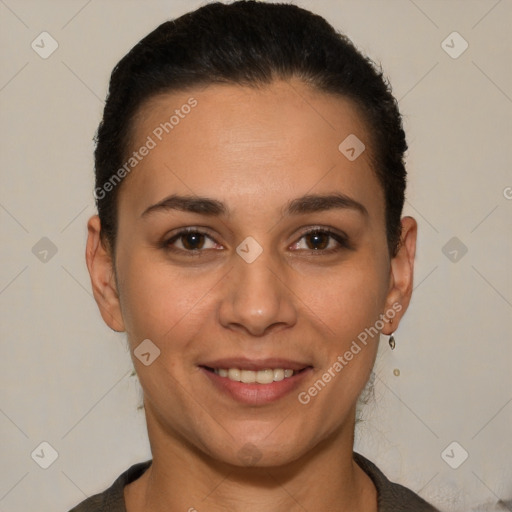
{"left": 200, "top": 367, "right": 313, "bottom": 405}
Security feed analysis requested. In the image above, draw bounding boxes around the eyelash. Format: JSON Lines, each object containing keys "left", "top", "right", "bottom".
{"left": 161, "top": 226, "right": 351, "bottom": 256}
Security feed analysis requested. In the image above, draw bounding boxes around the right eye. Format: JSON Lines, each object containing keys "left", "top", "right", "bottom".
{"left": 163, "top": 228, "right": 223, "bottom": 254}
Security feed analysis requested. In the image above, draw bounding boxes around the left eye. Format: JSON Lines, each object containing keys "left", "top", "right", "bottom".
{"left": 290, "top": 229, "right": 347, "bottom": 252}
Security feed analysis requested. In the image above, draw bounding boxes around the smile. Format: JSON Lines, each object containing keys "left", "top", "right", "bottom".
{"left": 200, "top": 364, "right": 312, "bottom": 405}
{"left": 212, "top": 367, "right": 296, "bottom": 384}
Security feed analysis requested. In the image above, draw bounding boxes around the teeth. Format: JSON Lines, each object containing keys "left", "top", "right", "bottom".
{"left": 273, "top": 369, "right": 284, "bottom": 382}
{"left": 228, "top": 368, "right": 240, "bottom": 381}
{"left": 240, "top": 369, "right": 256, "bottom": 383}
{"left": 214, "top": 367, "right": 297, "bottom": 384}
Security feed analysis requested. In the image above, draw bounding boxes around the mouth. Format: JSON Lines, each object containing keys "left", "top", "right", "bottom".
{"left": 199, "top": 359, "right": 313, "bottom": 405}
{"left": 203, "top": 366, "right": 305, "bottom": 384}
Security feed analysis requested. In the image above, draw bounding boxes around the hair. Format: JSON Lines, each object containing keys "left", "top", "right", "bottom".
{"left": 94, "top": 0, "right": 407, "bottom": 256}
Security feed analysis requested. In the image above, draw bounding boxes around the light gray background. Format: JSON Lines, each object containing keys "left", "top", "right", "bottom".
{"left": 1, "top": 1, "right": 511, "bottom": 511}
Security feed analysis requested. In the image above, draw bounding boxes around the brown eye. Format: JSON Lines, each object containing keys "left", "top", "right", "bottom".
{"left": 305, "top": 231, "right": 330, "bottom": 250}
{"left": 291, "top": 228, "right": 349, "bottom": 253}
{"left": 164, "top": 228, "right": 220, "bottom": 253}
{"left": 180, "top": 232, "right": 206, "bottom": 250}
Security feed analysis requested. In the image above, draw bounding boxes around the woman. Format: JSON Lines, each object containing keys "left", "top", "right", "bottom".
{"left": 72, "top": 1, "right": 440, "bottom": 510}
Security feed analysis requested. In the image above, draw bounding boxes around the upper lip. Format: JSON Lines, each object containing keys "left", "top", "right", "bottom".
{"left": 199, "top": 358, "right": 311, "bottom": 372}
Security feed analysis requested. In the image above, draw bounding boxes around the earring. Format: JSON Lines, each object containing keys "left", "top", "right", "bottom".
{"left": 388, "top": 318, "right": 395, "bottom": 350}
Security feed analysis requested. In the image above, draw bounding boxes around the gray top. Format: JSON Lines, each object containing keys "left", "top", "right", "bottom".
{"left": 69, "top": 452, "right": 440, "bottom": 511}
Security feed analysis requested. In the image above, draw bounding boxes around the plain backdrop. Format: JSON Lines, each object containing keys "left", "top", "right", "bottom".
{"left": 1, "top": 1, "right": 511, "bottom": 511}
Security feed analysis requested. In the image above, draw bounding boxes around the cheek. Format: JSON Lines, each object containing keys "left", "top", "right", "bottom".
{"left": 300, "top": 254, "right": 389, "bottom": 338}
{"left": 294, "top": 254, "right": 388, "bottom": 410}
{"left": 115, "top": 249, "right": 220, "bottom": 349}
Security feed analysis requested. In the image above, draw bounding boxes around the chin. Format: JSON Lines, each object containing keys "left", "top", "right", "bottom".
{"left": 197, "top": 425, "right": 314, "bottom": 470}
{"left": 217, "top": 444, "right": 302, "bottom": 469}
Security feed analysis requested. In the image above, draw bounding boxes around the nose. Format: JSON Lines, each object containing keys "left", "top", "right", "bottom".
{"left": 218, "top": 247, "right": 298, "bottom": 337}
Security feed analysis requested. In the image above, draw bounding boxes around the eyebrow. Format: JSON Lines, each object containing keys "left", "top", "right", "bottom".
{"left": 141, "top": 192, "right": 368, "bottom": 218}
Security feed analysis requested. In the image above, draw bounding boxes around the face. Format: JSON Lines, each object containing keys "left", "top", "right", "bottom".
{"left": 87, "top": 79, "right": 416, "bottom": 468}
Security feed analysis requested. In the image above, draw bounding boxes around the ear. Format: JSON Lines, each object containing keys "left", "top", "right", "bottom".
{"left": 85, "top": 215, "right": 125, "bottom": 332}
{"left": 382, "top": 216, "right": 417, "bottom": 335}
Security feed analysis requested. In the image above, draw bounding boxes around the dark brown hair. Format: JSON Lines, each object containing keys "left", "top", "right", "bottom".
{"left": 94, "top": 0, "right": 407, "bottom": 256}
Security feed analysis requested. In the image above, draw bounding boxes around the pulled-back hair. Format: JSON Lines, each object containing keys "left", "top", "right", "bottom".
{"left": 94, "top": 0, "right": 407, "bottom": 256}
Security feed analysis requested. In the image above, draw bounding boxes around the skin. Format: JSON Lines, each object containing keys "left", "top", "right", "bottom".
{"left": 86, "top": 78, "right": 417, "bottom": 512}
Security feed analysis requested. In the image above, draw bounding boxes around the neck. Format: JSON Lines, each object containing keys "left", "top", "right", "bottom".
{"left": 125, "top": 408, "right": 377, "bottom": 512}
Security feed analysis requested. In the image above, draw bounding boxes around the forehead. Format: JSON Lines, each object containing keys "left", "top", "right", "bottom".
{"left": 120, "top": 79, "right": 383, "bottom": 220}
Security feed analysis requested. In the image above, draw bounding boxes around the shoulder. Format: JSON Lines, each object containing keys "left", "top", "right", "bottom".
{"left": 67, "top": 460, "right": 152, "bottom": 512}
{"left": 354, "top": 452, "right": 441, "bottom": 512}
